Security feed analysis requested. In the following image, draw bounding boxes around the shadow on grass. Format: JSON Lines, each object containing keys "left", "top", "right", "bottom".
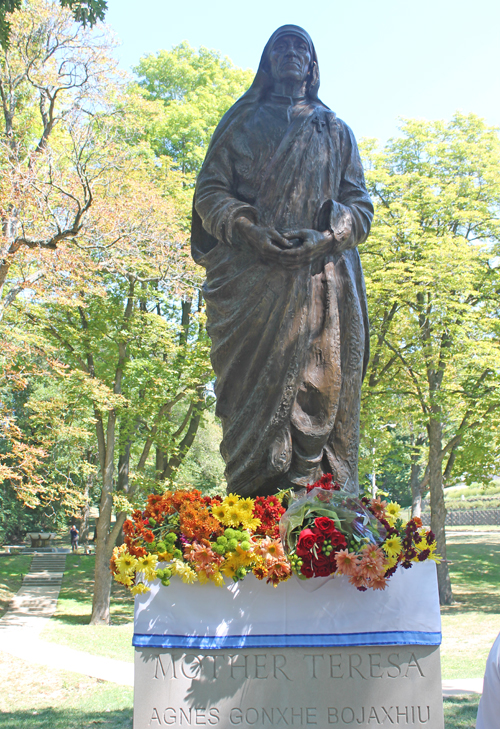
{"left": 0, "top": 708, "right": 132, "bottom": 729}
{"left": 443, "top": 695, "right": 479, "bottom": 728}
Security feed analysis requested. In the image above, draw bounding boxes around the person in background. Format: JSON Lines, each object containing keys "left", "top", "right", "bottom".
{"left": 476, "top": 632, "right": 500, "bottom": 729}
{"left": 69, "top": 524, "right": 79, "bottom": 553}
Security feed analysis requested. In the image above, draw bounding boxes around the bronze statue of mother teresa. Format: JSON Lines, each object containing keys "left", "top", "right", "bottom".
{"left": 191, "top": 25, "right": 373, "bottom": 497}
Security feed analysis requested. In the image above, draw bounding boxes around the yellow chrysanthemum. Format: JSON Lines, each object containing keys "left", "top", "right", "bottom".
{"left": 143, "top": 569, "right": 158, "bottom": 583}
{"left": 386, "top": 502, "right": 401, "bottom": 519}
{"left": 115, "top": 552, "right": 138, "bottom": 574}
{"left": 221, "top": 556, "right": 241, "bottom": 579}
{"left": 210, "top": 570, "right": 225, "bottom": 587}
{"left": 131, "top": 582, "right": 150, "bottom": 596}
{"left": 238, "top": 498, "right": 255, "bottom": 515}
{"left": 222, "top": 493, "right": 240, "bottom": 509}
{"left": 114, "top": 572, "right": 133, "bottom": 586}
{"left": 384, "top": 554, "right": 398, "bottom": 570}
{"left": 211, "top": 504, "right": 226, "bottom": 522}
{"left": 382, "top": 535, "right": 402, "bottom": 558}
{"left": 157, "top": 551, "right": 173, "bottom": 562}
{"left": 170, "top": 558, "right": 187, "bottom": 576}
{"left": 234, "top": 544, "right": 256, "bottom": 567}
{"left": 181, "top": 567, "right": 198, "bottom": 584}
{"left": 427, "top": 547, "right": 442, "bottom": 564}
{"left": 197, "top": 570, "right": 209, "bottom": 585}
{"left": 137, "top": 554, "right": 158, "bottom": 572}
{"left": 222, "top": 505, "right": 243, "bottom": 526}
{"left": 240, "top": 514, "right": 261, "bottom": 531}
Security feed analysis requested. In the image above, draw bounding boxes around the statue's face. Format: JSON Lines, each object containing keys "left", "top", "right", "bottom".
{"left": 269, "top": 34, "right": 312, "bottom": 86}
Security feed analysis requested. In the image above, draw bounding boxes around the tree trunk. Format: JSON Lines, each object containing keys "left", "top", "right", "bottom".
{"left": 91, "top": 535, "right": 113, "bottom": 624}
{"left": 80, "top": 487, "right": 91, "bottom": 546}
{"left": 410, "top": 462, "right": 422, "bottom": 518}
{"left": 90, "top": 410, "right": 117, "bottom": 625}
{"left": 428, "top": 418, "right": 453, "bottom": 605}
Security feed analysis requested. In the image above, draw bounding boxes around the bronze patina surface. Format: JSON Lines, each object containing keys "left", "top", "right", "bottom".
{"left": 192, "top": 26, "right": 373, "bottom": 497}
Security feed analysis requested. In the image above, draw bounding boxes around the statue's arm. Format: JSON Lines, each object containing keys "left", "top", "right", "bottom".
{"left": 194, "top": 142, "right": 258, "bottom": 246}
{"left": 319, "top": 122, "right": 374, "bottom": 252}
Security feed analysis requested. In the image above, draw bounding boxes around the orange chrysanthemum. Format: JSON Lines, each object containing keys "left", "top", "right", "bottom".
{"left": 335, "top": 549, "right": 359, "bottom": 576}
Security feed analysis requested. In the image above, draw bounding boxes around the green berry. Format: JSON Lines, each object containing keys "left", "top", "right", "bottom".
{"left": 227, "top": 538, "right": 238, "bottom": 551}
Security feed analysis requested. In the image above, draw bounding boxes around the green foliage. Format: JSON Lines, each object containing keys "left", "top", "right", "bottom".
{"left": 134, "top": 42, "right": 253, "bottom": 174}
{"left": 175, "top": 408, "right": 226, "bottom": 494}
{"left": 360, "top": 113, "right": 500, "bottom": 496}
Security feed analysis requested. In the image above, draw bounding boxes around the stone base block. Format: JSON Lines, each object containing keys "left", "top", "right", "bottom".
{"left": 133, "top": 645, "right": 443, "bottom": 728}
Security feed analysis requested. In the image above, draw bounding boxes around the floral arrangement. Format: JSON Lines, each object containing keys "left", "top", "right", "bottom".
{"left": 280, "top": 474, "right": 439, "bottom": 591}
{"left": 111, "top": 489, "right": 290, "bottom": 595}
{"left": 111, "top": 475, "right": 439, "bottom": 596}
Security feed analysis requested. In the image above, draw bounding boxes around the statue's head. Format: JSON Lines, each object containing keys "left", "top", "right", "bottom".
{"left": 268, "top": 31, "right": 313, "bottom": 87}
{"left": 258, "top": 25, "right": 320, "bottom": 98}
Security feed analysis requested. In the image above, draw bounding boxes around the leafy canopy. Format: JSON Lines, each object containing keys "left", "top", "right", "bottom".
{"left": 133, "top": 42, "right": 254, "bottom": 174}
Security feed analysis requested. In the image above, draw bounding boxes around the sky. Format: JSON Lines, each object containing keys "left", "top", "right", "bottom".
{"left": 105, "top": 0, "right": 500, "bottom": 143}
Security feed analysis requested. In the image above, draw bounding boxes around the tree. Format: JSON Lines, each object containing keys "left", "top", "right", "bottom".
{"left": 360, "top": 113, "right": 500, "bottom": 604}
{"left": 133, "top": 42, "right": 253, "bottom": 175}
{"left": 0, "top": 0, "right": 118, "bottom": 316}
{"left": 0, "top": 0, "right": 107, "bottom": 49}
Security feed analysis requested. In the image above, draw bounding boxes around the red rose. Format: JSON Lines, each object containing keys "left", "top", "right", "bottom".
{"left": 312, "top": 554, "right": 334, "bottom": 577}
{"left": 300, "top": 562, "right": 314, "bottom": 578}
{"left": 314, "top": 517, "right": 336, "bottom": 538}
{"left": 330, "top": 530, "right": 347, "bottom": 549}
{"left": 296, "top": 528, "right": 318, "bottom": 556}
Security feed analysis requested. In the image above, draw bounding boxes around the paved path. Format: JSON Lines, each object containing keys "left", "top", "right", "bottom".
{"left": 0, "top": 552, "right": 133, "bottom": 686}
{"left": 0, "top": 553, "right": 484, "bottom": 693}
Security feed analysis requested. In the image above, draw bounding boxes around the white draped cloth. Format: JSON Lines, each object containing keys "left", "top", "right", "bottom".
{"left": 133, "top": 561, "right": 441, "bottom": 649}
{"left": 476, "top": 632, "right": 500, "bottom": 729}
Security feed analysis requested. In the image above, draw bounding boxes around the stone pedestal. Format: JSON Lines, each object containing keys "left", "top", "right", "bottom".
{"left": 133, "top": 563, "right": 444, "bottom": 728}
{"left": 135, "top": 645, "right": 442, "bottom": 728}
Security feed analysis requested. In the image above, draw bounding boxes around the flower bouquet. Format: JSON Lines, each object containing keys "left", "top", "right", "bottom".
{"left": 280, "top": 474, "right": 440, "bottom": 591}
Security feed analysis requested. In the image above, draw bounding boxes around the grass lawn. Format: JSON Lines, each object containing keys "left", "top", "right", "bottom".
{"left": 41, "top": 554, "right": 135, "bottom": 662}
{"left": 0, "top": 554, "right": 32, "bottom": 617}
{"left": 443, "top": 696, "right": 480, "bottom": 728}
{"left": 0, "top": 650, "right": 132, "bottom": 728}
{"left": 441, "top": 532, "right": 500, "bottom": 679}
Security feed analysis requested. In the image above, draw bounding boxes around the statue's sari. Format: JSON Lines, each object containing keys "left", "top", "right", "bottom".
{"left": 192, "top": 27, "right": 373, "bottom": 496}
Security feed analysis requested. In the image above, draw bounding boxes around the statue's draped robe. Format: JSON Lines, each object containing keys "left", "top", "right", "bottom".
{"left": 192, "top": 97, "right": 373, "bottom": 496}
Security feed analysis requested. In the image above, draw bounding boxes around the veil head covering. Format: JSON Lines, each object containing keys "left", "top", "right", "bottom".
{"left": 252, "top": 25, "right": 321, "bottom": 102}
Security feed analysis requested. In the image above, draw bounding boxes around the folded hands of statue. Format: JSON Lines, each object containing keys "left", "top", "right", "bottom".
{"left": 234, "top": 215, "right": 352, "bottom": 268}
